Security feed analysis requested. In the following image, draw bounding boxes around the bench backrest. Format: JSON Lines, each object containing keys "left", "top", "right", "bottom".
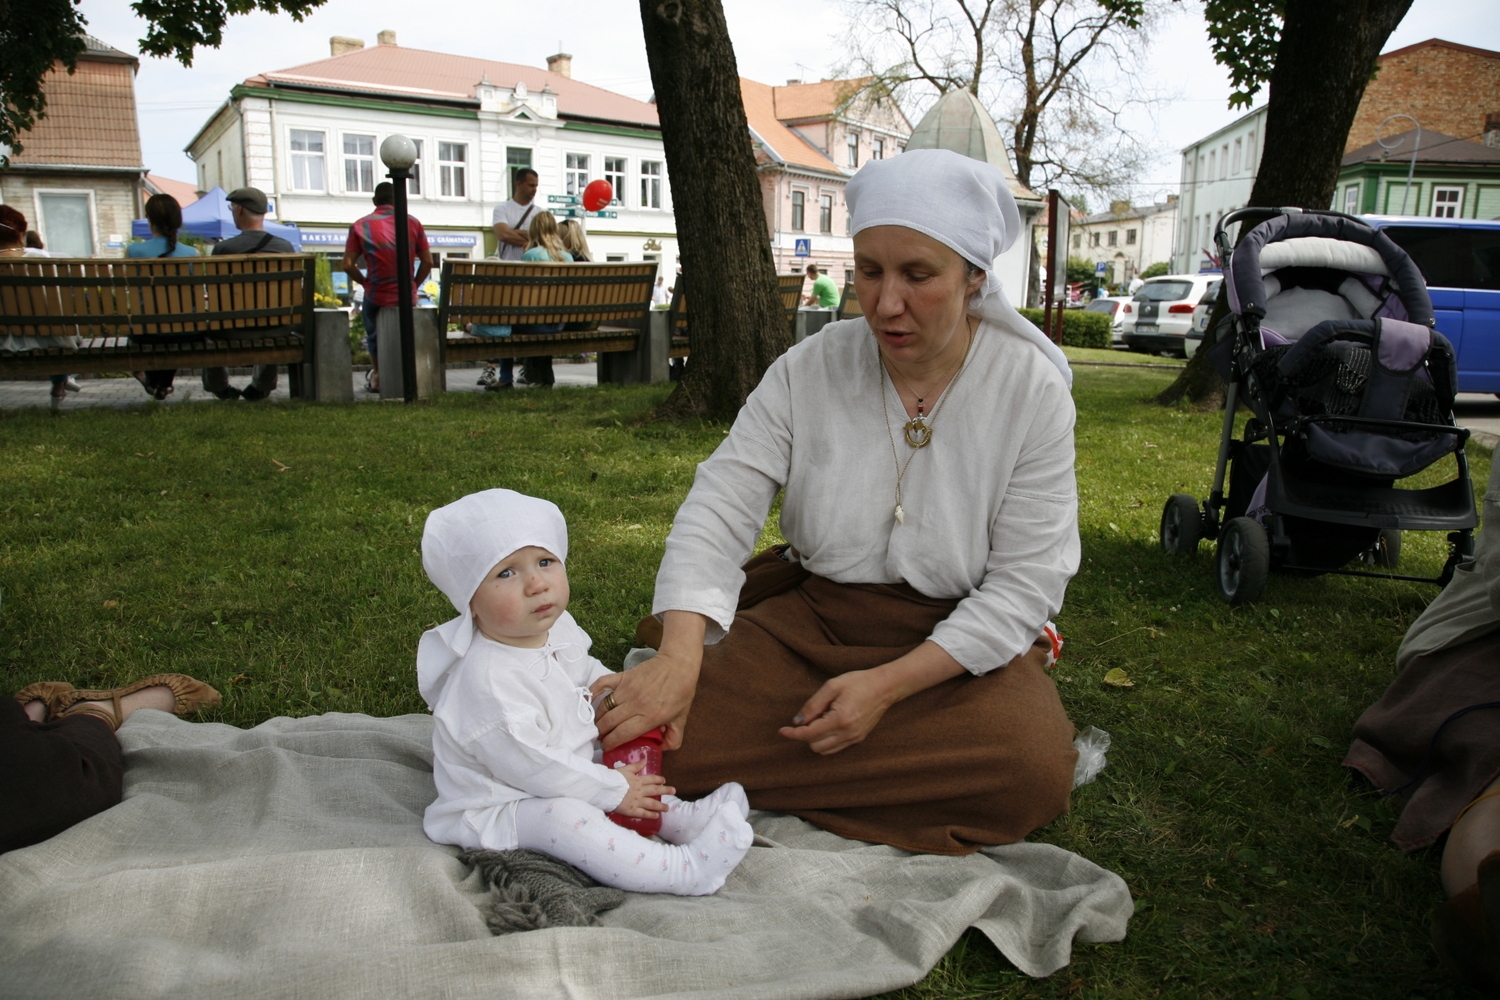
{"left": 666, "top": 273, "right": 808, "bottom": 331}
{"left": 838, "top": 281, "right": 864, "bottom": 321}
{"left": 0, "top": 255, "right": 315, "bottom": 339}
{"left": 438, "top": 261, "right": 657, "bottom": 329}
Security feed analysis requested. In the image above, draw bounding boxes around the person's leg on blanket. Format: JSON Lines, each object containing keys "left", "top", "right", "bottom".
{"left": 513, "top": 795, "right": 752, "bottom": 896}
{"left": 658, "top": 784, "right": 750, "bottom": 845}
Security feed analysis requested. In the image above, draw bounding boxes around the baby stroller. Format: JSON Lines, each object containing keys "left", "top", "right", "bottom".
{"left": 1159, "top": 208, "right": 1477, "bottom": 604}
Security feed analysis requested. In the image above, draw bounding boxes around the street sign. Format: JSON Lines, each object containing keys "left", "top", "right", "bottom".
{"left": 556, "top": 209, "right": 619, "bottom": 219}
{"left": 1094, "top": 261, "right": 1107, "bottom": 275}
{"left": 548, "top": 195, "right": 580, "bottom": 204}
{"left": 794, "top": 238, "right": 811, "bottom": 257}
{"left": 588, "top": 210, "right": 618, "bottom": 218}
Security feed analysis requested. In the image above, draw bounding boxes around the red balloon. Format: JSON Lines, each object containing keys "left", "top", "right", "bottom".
{"left": 582, "top": 179, "right": 613, "bottom": 212}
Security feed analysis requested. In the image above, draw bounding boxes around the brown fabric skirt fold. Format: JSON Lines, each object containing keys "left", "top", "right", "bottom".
{"left": 641, "top": 550, "right": 1078, "bottom": 856}
{"left": 1343, "top": 628, "right": 1500, "bottom": 852}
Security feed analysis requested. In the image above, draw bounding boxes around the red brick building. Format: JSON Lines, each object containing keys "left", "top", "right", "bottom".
{"left": 1346, "top": 39, "right": 1500, "bottom": 153}
{"left": 0, "top": 35, "right": 146, "bottom": 257}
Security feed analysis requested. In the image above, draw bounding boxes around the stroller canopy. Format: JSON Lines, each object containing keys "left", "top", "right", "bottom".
{"left": 132, "top": 187, "right": 303, "bottom": 250}
{"left": 1225, "top": 213, "right": 1432, "bottom": 329}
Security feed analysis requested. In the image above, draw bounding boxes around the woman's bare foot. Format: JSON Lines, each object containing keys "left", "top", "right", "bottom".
{"left": 22, "top": 699, "right": 46, "bottom": 723}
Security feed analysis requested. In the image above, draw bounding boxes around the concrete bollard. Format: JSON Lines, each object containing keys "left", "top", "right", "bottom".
{"left": 378, "top": 306, "right": 443, "bottom": 400}
{"left": 301, "top": 309, "right": 355, "bottom": 402}
{"left": 795, "top": 308, "right": 837, "bottom": 344}
{"left": 597, "top": 310, "right": 670, "bottom": 385}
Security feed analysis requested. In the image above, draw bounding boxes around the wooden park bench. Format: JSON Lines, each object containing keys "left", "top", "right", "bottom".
{"left": 0, "top": 254, "right": 334, "bottom": 396}
{"left": 664, "top": 272, "right": 808, "bottom": 356}
{"left": 436, "top": 261, "right": 658, "bottom": 373}
{"left": 838, "top": 281, "right": 864, "bottom": 321}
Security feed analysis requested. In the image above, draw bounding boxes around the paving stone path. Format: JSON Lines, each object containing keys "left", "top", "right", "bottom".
{"left": 0, "top": 363, "right": 600, "bottom": 413}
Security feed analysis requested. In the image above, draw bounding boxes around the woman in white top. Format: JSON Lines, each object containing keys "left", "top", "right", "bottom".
{"left": 590, "top": 150, "right": 1081, "bottom": 855}
{"left": 0, "top": 205, "right": 82, "bottom": 409}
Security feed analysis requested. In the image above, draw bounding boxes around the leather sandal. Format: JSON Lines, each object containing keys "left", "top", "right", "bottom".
{"left": 56, "top": 673, "right": 221, "bottom": 724}
{"left": 13, "top": 681, "right": 77, "bottom": 720}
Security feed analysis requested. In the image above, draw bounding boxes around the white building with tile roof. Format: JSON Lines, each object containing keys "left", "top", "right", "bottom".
{"left": 185, "top": 32, "right": 677, "bottom": 275}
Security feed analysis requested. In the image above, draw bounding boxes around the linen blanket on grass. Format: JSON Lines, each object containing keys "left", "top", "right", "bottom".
{"left": 0, "top": 711, "right": 1132, "bottom": 1000}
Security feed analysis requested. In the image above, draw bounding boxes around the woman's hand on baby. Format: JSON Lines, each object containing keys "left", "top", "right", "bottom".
{"left": 613, "top": 761, "right": 673, "bottom": 818}
{"left": 778, "top": 669, "right": 896, "bottom": 755}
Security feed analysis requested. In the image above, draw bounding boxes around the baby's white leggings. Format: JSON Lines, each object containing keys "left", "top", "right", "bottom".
{"left": 513, "top": 783, "right": 752, "bottom": 896}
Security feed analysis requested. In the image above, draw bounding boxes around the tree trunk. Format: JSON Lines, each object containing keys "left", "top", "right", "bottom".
{"left": 1155, "top": 0, "right": 1414, "bottom": 407}
{"left": 639, "top": 0, "right": 790, "bottom": 421}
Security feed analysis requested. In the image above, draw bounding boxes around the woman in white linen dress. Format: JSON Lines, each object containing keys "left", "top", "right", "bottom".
{"left": 590, "top": 150, "right": 1083, "bottom": 855}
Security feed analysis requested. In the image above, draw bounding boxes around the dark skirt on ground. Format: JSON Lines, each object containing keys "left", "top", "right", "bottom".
{"left": 1344, "top": 628, "right": 1500, "bottom": 852}
{"left": 642, "top": 550, "right": 1078, "bottom": 856}
{"left": 0, "top": 697, "right": 123, "bottom": 854}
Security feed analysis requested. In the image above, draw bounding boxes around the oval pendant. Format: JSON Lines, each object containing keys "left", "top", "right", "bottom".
{"left": 903, "top": 418, "right": 932, "bottom": 449}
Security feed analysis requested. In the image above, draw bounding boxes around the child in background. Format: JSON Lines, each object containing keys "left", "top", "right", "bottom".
{"left": 418, "top": 489, "right": 753, "bottom": 895}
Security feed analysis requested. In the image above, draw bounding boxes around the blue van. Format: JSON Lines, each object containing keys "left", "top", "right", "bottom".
{"left": 1364, "top": 215, "right": 1500, "bottom": 393}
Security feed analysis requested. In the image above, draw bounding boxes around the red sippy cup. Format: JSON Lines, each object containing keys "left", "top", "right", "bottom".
{"left": 603, "top": 728, "right": 665, "bottom": 836}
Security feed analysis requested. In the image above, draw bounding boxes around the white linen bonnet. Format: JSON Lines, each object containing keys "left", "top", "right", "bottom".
{"left": 416, "top": 489, "right": 570, "bottom": 700}
{"left": 844, "top": 148, "right": 1072, "bottom": 386}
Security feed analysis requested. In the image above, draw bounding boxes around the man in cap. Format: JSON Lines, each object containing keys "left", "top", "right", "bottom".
{"left": 202, "top": 187, "right": 296, "bottom": 401}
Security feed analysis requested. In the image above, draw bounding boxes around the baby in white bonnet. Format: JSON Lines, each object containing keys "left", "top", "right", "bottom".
{"left": 417, "top": 488, "right": 753, "bottom": 896}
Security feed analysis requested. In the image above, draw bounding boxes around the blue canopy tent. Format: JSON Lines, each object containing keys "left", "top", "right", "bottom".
{"left": 132, "top": 186, "right": 302, "bottom": 249}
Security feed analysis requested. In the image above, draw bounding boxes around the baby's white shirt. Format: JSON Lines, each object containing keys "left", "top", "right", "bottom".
{"left": 421, "top": 611, "right": 628, "bottom": 851}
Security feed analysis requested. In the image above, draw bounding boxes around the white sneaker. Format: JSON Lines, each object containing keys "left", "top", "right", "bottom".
{"left": 476, "top": 366, "right": 498, "bottom": 387}
{"left": 63, "top": 376, "right": 82, "bottom": 392}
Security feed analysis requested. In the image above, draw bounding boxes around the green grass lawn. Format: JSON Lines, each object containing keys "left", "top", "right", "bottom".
{"left": 0, "top": 369, "right": 1489, "bottom": 999}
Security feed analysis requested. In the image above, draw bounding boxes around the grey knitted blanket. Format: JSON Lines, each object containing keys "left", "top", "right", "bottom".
{"left": 0, "top": 711, "right": 1133, "bottom": 1000}
{"left": 460, "top": 848, "right": 626, "bottom": 933}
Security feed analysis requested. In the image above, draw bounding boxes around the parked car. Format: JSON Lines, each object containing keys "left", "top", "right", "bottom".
{"left": 1084, "top": 295, "right": 1135, "bottom": 345}
{"left": 1124, "top": 273, "right": 1221, "bottom": 356}
{"left": 1183, "top": 278, "right": 1222, "bottom": 359}
{"left": 1363, "top": 215, "right": 1500, "bottom": 394}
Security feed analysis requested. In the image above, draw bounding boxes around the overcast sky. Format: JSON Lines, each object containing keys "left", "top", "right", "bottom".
{"left": 76, "top": 0, "right": 1500, "bottom": 202}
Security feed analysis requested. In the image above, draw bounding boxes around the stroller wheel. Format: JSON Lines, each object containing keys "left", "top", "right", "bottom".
{"left": 1360, "top": 528, "right": 1401, "bottom": 570}
{"left": 1216, "top": 517, "right": 1270, "bottom": 605}
{"left": 1160, "top": 494, "right": 1202, "bottom": 556}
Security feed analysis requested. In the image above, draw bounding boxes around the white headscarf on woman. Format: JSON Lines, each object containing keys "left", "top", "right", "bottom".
{"left": 844, "top": 148, "right": 1072, "bottom": 388}
{"left": 416, "top": 489, "right": 572, "bottom": 701}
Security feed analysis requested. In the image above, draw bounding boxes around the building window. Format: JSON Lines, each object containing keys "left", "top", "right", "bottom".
{"left": 1072, "top": 232, "right": 1081, "bottom": 249}
{"left": 1207, "top": 150, "right": 1216, "bottom": 182}
{"left": 791, "top": 190, "right": 805, "bottom": 231}
{"left": 1343, "top": 184, "right": 1359, "bottom": 214}
{"left": 1432, "top": 186, "right": 1464, "bottom": 218}
{"left": 604, "top": 156, "right": 627, "bottom": 205}
{"left": 1232, "top": 138, "right": 1242, "bottom": 174}
{"left": 1246, "top": 131, "right": 1257, "bottom": 171}
{"left": 847, "top": 132, "right": 859, "bottom": 168}
{"left": 506, "top": 147, "right": 532, "bottom": 199}
{"left": 1220, "top": 144, "right": 1229, "bottom": 179}
{"left": 290, "top": 129, "right": 326, "bottom": 192}
{"left": 343, "top": 133, "right": 376, "bottom": 193}
{"left": 1090, "top": 231, "right": 1100, "bottom": 247}
{"left": 1126, "top": 228, "right": 1137, "bottom": 245}
{"left": 439, "top": 142, "right": 467, "bottom": 198}
{"left": 1107, "top": 230, "right": 1118, "bottom": 247}
{"left": 819, "top": 193, "right": 833, "bottom": 233}
{"left": 872, "top": 137, "right": 884, "bottom": 160}
{"left": 640, "top": 160, "right": 663, "bottom": 209}
{"left": 408, "top": 139, "right": 423, "bottom": 196}
{"left": 37, "top": 191, "right": 93, "bottom": 257}
{"left": 565, "top": 153, "right": 590, "bottom": 197}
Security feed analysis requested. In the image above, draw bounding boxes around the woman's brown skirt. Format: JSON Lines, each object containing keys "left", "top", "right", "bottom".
{"left": 640, "top": 551, "right": 1078, "bottom": 856}
{"left": 1344, "top": 628, "right": 1500, "bottom": 852}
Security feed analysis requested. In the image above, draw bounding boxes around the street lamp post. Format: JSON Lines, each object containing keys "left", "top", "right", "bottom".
{"left": 1376, "top": 114, "right": 1421, "bottom": 217}
{"left": 380, "top": 134, "right": 419, "bottom": 402}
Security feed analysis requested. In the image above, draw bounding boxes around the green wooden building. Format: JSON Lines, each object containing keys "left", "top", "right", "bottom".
{"left": 1337, "top": 128, "right": 1500, "bottom": 219}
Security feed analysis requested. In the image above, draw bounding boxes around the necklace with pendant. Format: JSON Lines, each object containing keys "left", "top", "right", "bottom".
{"left": 878, "top": 326, "right": 976, "bottom": 525}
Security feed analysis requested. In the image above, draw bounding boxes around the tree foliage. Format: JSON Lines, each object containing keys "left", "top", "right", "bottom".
{"left": 1, "top": 0, "right": 326, "bottom": 161}
{"left": 839, "top": 0, "right": 1165, "bottom": 197}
